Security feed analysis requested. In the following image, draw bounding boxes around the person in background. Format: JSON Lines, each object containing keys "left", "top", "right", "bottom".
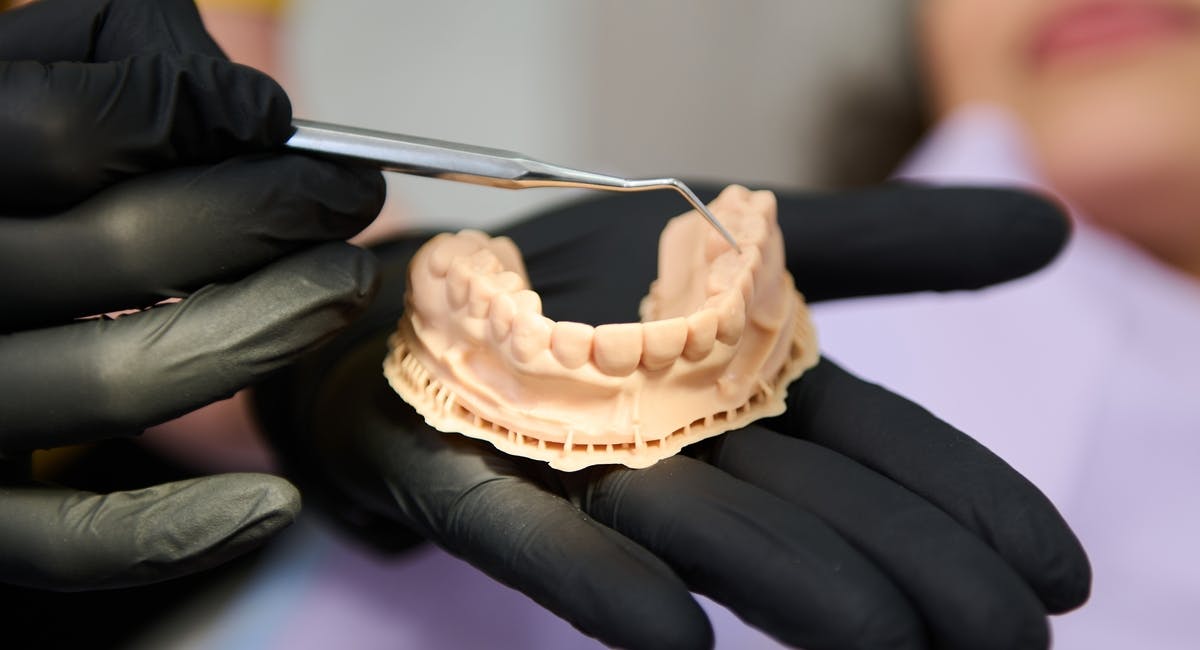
{"left": 0, "top": 1, "right": 1091, "bottom": 649}
{"left": 814, "top": 1, "right": 1200, "bottom": 647}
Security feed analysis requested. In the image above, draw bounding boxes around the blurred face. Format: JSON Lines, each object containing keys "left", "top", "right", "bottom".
{"left": 921, "top": 0, "right": 1200, "bottom": 274}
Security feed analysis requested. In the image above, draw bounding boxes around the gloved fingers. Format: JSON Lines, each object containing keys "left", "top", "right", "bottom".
{"left": 711, "top": 425, "right": 1049, "bottom": 650}
{"left": 576, "top": 455, "right": 927, "bottom": 650}
{"left": 502, "top": 184, "right": 1066, "bottom": 327}
{"left": 0, "top": 242, "right": 378, "bottom": 453}
{"left": 0, "top": 55, "right": 291, "bottom": 211}
{"left": 311, "top": 361, "right": 713, "bottom": 650}
{"left": 0, "top": 155, "right": 384, "bottom": 331}
{"left": 0, "top": 0, "right": 226, "bottom": 62}
{"left": 777, "top": 185, "right": 1070, "bottom": 302}
{"left": 762, "top": 358, "right": 1091, "bottom": 613}
{"left": 0, "top": 472, "right": 299, "bottom": 591}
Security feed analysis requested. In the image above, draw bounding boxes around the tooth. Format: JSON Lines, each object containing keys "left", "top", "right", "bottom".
{"left": 490, "top": 293, "right": 516, "bottom": 339}
{"left": 730, "top": 211, "right": 767, "bottom": 247}
{"left": 707, "top": 250, "right": 748, "bottom": 296}
{"left": 446, "top": 257, "right": 472, "bottom": 308}
{"left": 593, "top": 323, "right": 643, "bottom": 376}
{"left": 750, "top": 190, "right": 778, "bottom": 223}
{"left": 511, "top": 289, "right": 542, "bottom": 314}
{"left": 487, "top": 236, "right": 526, "bottom": 276}
{"left": 707, "top": 291, "right": 746, "bottom": 345}
{"left": 468, "top": 273, "right": 498, "bottom": 318}
{"left": 750, "top": 275, "right": 791, "bottom": 330}
{"left": 511, "top": 311, "right": 552, "bottom": 363}
{"left": 551, "top": 321, "right": 594, "bottom": 369}
{"left": 493, "top": 271, "right": 525, "bottom": 292}
{"left": 426, "top": 233, "right": 457, "bottom": 276}
{"left": 719, "top": 184, "right": 751, "bottom": 202}
{"left": 705, "top": 224, "right": 731, "bottom": 262}
{"left": 458, "top": 229, "right": 490, "bottom": 244}
{"left": 682, "top": 309, "right": 718, "bottom": 361}
{"left": 641, "top": 317, "right": 688, "bottom": 371}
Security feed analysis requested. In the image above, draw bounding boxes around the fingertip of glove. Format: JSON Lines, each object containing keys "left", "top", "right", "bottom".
{"left": 940, "top": 186, "right": 1071, "bottom": 282}
{"left": 201, "top": 473, "right": 302, "bottom": 545}
{"left": 303, "top": 242, "right": 381, "bottom": 305}
{"left": 1035, "top": 541, "right": 1093, "bottom": 614}
{"left": 278, "top": 155, "right": 387, "bottom": 235}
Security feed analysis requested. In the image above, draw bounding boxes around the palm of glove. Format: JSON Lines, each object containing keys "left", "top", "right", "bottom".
{"left": 0, "top": 0, "right": 383, "bottom": 590}
{"left": 259, "top": 186, "right": 1091, "bottom": 650}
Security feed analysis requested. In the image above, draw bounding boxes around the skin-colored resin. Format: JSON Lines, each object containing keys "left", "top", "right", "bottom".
{"left": 384, "top": 185, "right": 819, "bottom": 471}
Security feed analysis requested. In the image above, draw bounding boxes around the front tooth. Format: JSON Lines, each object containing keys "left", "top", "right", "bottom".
{"left": 592, "top": 323, "right": 643, "bottom": 376}
{"left": 447, "top": 257, "right": 472, "bottom": 308}
{"left": 551, "top": 321, "right": 594, "bottom": 369}
{"left": 682, "top": 309, "right": 718, "bottom": 361}
{"left": 708, "top": 291, "right": 746, "bottom": 345}
{"left": 490, "top": 293, "right": 516, "bottom": 339}
{"left": 641, "top": 317, "right": 688, "bottom": 371}
{"left": 468, "top": 273, "right": 498, "bottom": 318}
{"left": 511, "top": 289, "right": 542, "bottom": 314}
{"left": 511, "top": 311, "right": 553, "bottom": 363}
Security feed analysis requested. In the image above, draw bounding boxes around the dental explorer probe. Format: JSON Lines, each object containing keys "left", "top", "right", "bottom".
{"left": 284, "top": 119, "right": 741, "bottom": 252}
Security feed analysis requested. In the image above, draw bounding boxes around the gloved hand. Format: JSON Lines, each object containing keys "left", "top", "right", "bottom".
{"left": 256, "top": 185, "right": 1091, "bottom": 650}
{"left": 0, "top": 0, "right": 384, "bottom": 590}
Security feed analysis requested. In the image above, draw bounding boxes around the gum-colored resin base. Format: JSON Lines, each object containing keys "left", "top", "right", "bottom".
{"left": 384, "top": 185, "right": 819, "bottom": 471}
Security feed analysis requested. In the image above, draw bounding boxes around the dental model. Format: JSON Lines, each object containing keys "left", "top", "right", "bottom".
{"left": 384, "top": 185, "right": 819, "bottom": 471}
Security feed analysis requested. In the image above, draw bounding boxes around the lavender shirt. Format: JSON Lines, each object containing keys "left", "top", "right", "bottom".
{"left": 817, "top": 106, "right": 1200, "bottom": 649}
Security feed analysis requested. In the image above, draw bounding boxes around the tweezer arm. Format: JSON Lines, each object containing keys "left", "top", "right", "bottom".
{"left": 285, "top": 119, "right": 739, "bottom": 251}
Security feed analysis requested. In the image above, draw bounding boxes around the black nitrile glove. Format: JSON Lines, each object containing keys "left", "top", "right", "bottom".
{"left": 256, "top": 185, "right": 1091, "bottom": 650}
{"left": 0, "top": 0, "right": 384, "bottom": 590}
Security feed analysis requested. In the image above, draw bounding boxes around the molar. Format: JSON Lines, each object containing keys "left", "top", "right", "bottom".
{"left": 511, "top": 311, "right": 553, "bottom": 363}
{"left": 426, "top": 233, "right": 458, "bottom": 277}
{"left": 512, "top": 289, "right": 542, "bottom": 315}
{"left": 750, "top": 189, "right": 778, "bottom": 223}
{"left": 487, "top": 236, "right": 526, "bottom": 277}
{"left": 593, "top": 323, "right": 643, "bottom": 376}
{"left": 493, "top": 271, "right": 525, "bottom": 293}
{"left": 641, "top": 317, "right": 688, "bottom": 371}
{"left": 551, "top": 321, "right": 594, "bottom": 369}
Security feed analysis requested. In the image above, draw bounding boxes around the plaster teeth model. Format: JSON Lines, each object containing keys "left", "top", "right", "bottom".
{"left": 384, "top": 185, "right": 819, "bottom": 471}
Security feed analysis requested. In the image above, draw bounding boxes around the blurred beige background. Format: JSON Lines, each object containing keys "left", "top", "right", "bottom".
{"left": 282, "top": 0, "right": 916, "bottom": 229}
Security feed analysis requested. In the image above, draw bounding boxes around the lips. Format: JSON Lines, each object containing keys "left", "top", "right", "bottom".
{"left": 1031, "top": 1, "right": 1200, "bottom": 67}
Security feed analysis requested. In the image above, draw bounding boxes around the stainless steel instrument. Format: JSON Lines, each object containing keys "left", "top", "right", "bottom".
{"left": 285, "top": 119, "right": 740, "bottom": 251}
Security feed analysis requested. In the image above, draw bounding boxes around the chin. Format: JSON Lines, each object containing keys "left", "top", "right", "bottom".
{"left": 1033, "top": 104, "right": 1200, "bottom": 269}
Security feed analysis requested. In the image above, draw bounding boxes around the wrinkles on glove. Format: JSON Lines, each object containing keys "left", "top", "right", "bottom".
{"left": 763, "top": 359, "right": 1092, "bottom": 614}
{"left": 0, "top": 243, "right": 379, "bottom": 453}
{"left": 0, "top": 473, "right": 299, "bottom": 591}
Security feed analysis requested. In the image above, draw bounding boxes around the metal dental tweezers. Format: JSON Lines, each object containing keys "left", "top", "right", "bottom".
{"left": 285, "top": 119, "right": 740, "bottom": 251}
